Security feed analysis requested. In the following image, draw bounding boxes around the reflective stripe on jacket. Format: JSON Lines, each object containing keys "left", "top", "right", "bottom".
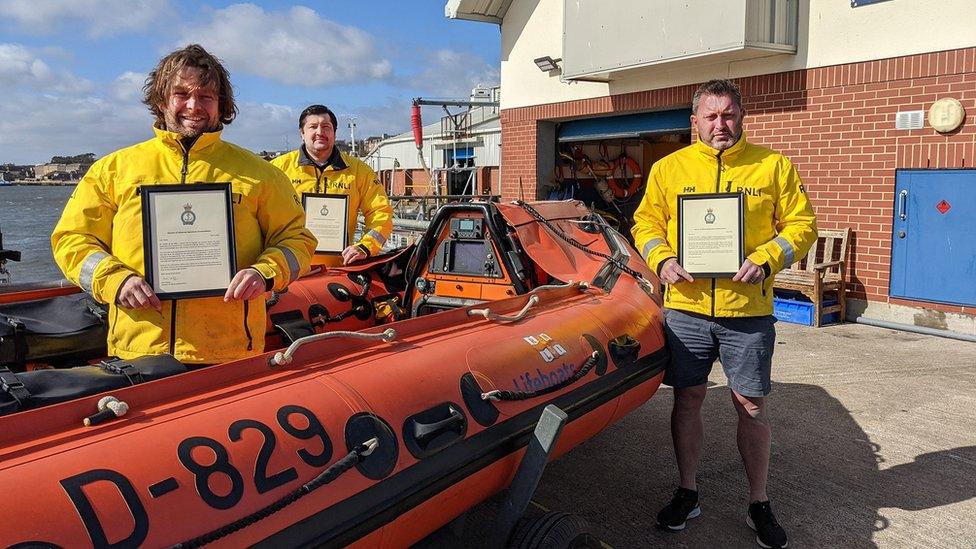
{"left": 631, "top": 133, "right": 817, "bottom": 317}
{"left": 271, "top": 147, "right": 393, "bottom": 266}
{"left": 52, "top": 127, "right": 316, "bottom": 363}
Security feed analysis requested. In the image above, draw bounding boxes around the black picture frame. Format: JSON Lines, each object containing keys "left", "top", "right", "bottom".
{"left": 677, "top": 192, "right": 744, "bottom": 278}
{"left": 302, "top": 193, "right": 349, "bottom": 255}
{"left": 141, "top": 183, "right": 237, "bottom": 300}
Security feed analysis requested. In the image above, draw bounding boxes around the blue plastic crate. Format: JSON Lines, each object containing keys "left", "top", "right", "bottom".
{"left": 773, "top": 293, "right": 839, "bottom": 326}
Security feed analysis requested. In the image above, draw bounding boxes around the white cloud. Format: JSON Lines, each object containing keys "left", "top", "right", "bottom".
{"left": 222, "top": 102, "right": 300, "bottom": 154}
{"left": 110, "top": 71, "right": 146, "bottom": 102}
{"left": 405, "top": 49, "right": 500, "bottom": 99}
{"left": 0, "top": 43, "right": 92, "bottom": 94}
{"left": 0, "top": 92, "right": 150, "bottom": 164}
{"left": 0, "top": 44, "right": 146, "bottom": 163}
{"left": 0, "top": 0, "right": 174, "bottom": 38}
{"left": 177, "top": 4, "right": 392, "bottom": 87}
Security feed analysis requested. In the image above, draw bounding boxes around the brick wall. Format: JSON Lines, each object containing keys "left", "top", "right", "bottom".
{"left": 500, "top": 47, "right": 976, "bottom": 314}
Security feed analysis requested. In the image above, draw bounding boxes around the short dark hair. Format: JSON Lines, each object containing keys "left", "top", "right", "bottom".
{"left": 692, "top": 79, "right": 743, "bottom": 114}
{"left": 299, "top": 105, "right": 337, "bottom": 130}
{"left": 143, "top": 44, "right": 237, "bottom": 127}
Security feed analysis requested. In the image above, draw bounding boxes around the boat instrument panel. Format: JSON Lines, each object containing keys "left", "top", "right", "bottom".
{"left": 428, "top": 217, "right": 502, "bottom": 278}
{"left": 408, "top": 203, "right": 533, "bottom": 317}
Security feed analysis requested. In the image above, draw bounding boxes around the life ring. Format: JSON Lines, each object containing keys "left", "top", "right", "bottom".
{"left": 608, "top": 155, "right": 642, "bottom": 199}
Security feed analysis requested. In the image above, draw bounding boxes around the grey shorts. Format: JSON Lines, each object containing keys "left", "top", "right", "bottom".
{"left": 663, "top": 308, "right": 777, "bottom": 397}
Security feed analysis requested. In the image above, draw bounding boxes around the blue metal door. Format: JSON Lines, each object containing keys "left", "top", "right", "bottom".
{"left": 890, "top": 169, "right": 976, "bottom": 306}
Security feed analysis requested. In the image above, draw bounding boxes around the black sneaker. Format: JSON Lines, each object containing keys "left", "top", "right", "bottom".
{"left": 656, "top": 487, "right": 701, "bottom": 531}
{"left": 746, "top": 500, "right": 788, "bottom": 548}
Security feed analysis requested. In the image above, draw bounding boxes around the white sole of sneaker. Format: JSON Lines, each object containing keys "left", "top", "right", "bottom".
{"left": 660, "top": 505, "right": 701, "bottom": 531}
{"left": 746, "top": 516, "right": 788, "bottom": 548}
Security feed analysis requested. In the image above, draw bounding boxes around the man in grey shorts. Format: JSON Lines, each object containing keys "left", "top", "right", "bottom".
{"left": 632, "top": 79, "right": 817, "bottom": 548}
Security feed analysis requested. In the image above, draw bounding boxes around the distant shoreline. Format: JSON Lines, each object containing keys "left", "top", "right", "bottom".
{"left": 0, "top": 181, "right": 78, "bottom": 186}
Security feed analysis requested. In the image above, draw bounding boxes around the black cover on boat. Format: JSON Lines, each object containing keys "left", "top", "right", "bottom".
{"left": 0, "top": 354, "right": 187, "bottom": 416}
{"left": 0, "top": 293, "right": 108, "bottom": 370}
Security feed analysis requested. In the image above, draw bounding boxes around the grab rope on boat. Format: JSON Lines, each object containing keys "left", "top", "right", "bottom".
{"left": 468, "top": 295, "right": 538, "bottom": 322}
{"left": 171, "top": 438, "right": 379, "bottom": 549}
{"left": 270, "top": 328, "right": 397, "bottom": 367}
{"left": 482, "top": 351, "right": 599, "bottom": 401}
{"left": 530, "top": 280, "right": 590, "bottom": 293}
{"left": 514, "top": 200, "right": 654, "bottom": 293}
{"left": 467, "top": 281, "right": 590, "bottom": 323}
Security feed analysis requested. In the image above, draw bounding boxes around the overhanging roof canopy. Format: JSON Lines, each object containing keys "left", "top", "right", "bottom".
{"left": 444, "top": 0, "right": 513, "bottom": 24}
{"left": 558, "top": 110, "right": 691, "bottom": 142}
{"left": 562, "top": 0, "right": 797, "bottom": 82}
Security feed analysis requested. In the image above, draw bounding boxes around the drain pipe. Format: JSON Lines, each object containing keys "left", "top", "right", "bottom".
{"left": 854, "top": 316, "right": 976, "bottom": 343}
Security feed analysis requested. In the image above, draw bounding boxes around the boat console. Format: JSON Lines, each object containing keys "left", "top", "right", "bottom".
{"left": 405, "top": 201, "right": 537, "bottom": 317}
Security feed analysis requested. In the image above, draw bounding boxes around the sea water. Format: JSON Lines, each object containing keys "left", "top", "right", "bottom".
{"left": 0, "top": 185, "right": 74, "bottom": 283}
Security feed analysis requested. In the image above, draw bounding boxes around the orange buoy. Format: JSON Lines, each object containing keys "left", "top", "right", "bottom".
{"left": 607, "top": 154, "right": 642, "bottom": 199}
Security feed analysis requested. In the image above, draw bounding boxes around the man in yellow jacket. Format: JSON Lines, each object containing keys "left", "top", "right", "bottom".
{"left": 271, "top": 105, "right": 393, "bottom": 267}
{"left": 52, "top": 44, "right": 316, "bottom": 365}
{"left": 632, "top": 79, "right": 817, "bottom": 548}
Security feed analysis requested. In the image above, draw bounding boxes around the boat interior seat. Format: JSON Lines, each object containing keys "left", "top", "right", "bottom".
{"left": 403, "top": 202, "right": 536, "bottom": 318}
{"left": 0, "top": 293, "right": 109, "bottom": 372}
{"left": 0, "top": 354, "right": 187, "bottom": 417}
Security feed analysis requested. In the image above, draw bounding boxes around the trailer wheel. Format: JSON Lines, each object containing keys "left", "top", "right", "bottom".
{"left": 508, "top": 511, "right": 601, "bottom": 549}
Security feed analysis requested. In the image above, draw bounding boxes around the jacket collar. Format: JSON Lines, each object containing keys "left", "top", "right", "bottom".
{"left": 694, "top": 130, "right": 748, "bottom": 160}
{"left": 153, "top": 125, "right": 223, "bottom": 153}
{"left": 298, "top": 145, "right": 347, "bottom": 171}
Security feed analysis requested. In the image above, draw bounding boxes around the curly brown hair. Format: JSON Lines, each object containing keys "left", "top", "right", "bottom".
{"left": 143, "top": 44, "right": 237, "bottom": 127}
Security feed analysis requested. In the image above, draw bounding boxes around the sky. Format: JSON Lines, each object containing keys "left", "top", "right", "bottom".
{"left": 0, "top": 0, "right": 501, "bottom": 165}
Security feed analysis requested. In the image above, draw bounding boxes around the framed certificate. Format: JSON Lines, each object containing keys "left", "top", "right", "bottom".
{"left": 303, "top": 193, "right": 349, "bottom": 254}
{"left": 677, "top": 192, "right": 744, "bottom": 278}
{"left": 141, "top": 184, "right": 237, "bottom": 300}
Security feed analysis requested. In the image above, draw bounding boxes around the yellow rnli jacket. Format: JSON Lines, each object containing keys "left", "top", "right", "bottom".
{"left": 632, "top": 134, "right": 817, "bottom": 317}
{"left": 271, "top": 146, "right": 393, "bottom": 267}
{"left": 52, "top": 127, "right": 316, "bottom": 363}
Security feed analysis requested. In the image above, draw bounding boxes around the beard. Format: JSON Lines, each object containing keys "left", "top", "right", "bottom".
{"left": 163, "top": 111, "right": 219, "bottom": 139}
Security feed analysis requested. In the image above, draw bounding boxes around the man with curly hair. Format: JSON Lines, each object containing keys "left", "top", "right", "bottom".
{"left": 52, "top": 44, "right": 315, "bottom": 365}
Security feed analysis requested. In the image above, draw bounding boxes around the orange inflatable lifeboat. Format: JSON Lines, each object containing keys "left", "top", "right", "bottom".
{"left": 0, "top": 200, "right": 667, "bottom": 548}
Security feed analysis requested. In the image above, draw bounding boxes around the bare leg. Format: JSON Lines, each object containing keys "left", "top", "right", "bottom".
{"left": 730, "top": 389, "right": 770, "bottom": 502}
{"left": 672, "top": 384, "right": 707, "bottom": 490}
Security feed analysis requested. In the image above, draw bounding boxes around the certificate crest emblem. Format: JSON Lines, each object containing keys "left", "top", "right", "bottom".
{"left": 704, "top": 208, "right": 716, "bottom": 224}
{"left": 320, "top": 204, "right": 330, "bottom": 216}
{"left": 181, "top": 203, "right": 196, "bottom": 226}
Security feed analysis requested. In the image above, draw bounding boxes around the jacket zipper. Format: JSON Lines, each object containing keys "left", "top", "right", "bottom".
{"left": 170, "top": 142, "right": 191, "bottom": 355}
{"left": 315, "top": 167, "right": 326, "bottom": 194}
{"left": 179, "top": 145, "right": 190, "bottom": 185}
{"left": 711, "top": 150, "right": 723, "bottom": 318}
{"left": 243, "top": 300, "right": 253, "bottom": 351}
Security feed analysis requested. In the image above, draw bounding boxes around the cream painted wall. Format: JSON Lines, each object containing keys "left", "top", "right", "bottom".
{"left": 500, "top": 0, "right": 607, "bottom": 110}
{"left": 500, "top": 0, "right": 976, "bottom": 110}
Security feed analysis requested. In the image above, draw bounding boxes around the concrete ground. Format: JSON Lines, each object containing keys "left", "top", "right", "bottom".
{"left": 451, "top": 321, "right": 976, "bottom": 548}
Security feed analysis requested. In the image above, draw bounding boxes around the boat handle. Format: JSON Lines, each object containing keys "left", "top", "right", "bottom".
{"left": 898, "top": 189, "right": 908, "bottom": 221}
{"left": 270, "top": 328, "right": 397, "bottom": 367}
{"left": 468, "top": 295, "right": 539, "bottom": 322}
{"left": 411, "top": 406, "right": 465, "bottom": 446}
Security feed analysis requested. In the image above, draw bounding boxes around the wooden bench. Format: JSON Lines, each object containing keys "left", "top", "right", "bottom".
{"left": 773, "top": 228, "right": 851, "bottom": 327}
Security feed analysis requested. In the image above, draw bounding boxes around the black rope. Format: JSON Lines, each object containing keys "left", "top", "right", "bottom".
{"left": 171, "top": 442, "right": 372, "bottom": 549}
{"left": 515, "top": 200, "right": 648, "bottom": 283}
{"left": 489, "top": 352, "right": 599, "bottom": 401}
